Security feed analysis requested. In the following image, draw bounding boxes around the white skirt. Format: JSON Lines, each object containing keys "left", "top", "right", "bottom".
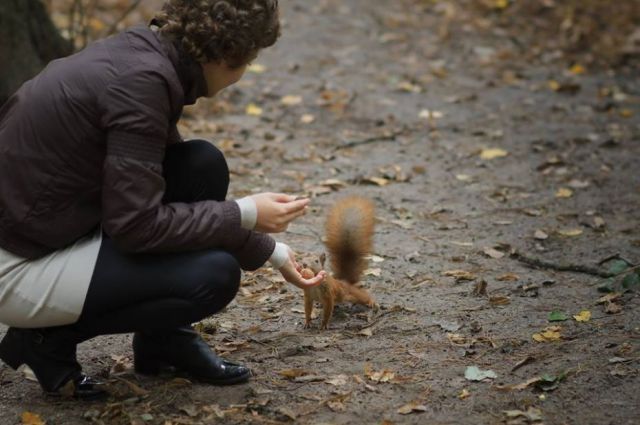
{"left": 0, "top": 228, "right": 102, "bottom": 328}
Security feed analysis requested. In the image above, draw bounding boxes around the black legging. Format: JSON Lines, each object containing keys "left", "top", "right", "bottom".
{"left": 75, "top": 139, "right": 241, "bottom": 337}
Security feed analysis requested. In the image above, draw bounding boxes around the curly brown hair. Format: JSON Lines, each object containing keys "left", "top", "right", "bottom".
{"left": 153, "top": 0, "right": 280, "bottom": 68}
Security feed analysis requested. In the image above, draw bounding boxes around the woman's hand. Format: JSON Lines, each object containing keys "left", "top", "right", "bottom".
{"left": 279, "top": 247, "right": 326, "bottom": 290}
{"left": 250, "top": 193, "right": 309, "bottom": 233}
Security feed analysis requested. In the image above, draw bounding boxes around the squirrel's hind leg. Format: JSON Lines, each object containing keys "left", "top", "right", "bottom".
{"left": 319, "top": 297, "right": 335, "bottom": 330}
{"left": 303, "top": 292, "right": 314, "bottom": 329}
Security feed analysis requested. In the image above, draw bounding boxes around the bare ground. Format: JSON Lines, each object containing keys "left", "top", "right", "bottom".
{"left": 1, "top": 0, "right": 639, "bottom": 424}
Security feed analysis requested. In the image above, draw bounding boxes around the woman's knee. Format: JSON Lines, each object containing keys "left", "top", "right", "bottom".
{"left": 183, "top": 140, "right": 229, "bottom": 180}
{"left": 186, "top": 250, "right": 241, "bottom": 312}
{"left": 164, "top": 139, "right": 230, "bottom": 202}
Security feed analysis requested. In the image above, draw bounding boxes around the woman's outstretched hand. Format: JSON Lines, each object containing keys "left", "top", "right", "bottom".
{"left": 250, "top": 193, "right": 309, "bottom": 233}
{"left": 279, "top": 247, "right": 326, "bottom": 290}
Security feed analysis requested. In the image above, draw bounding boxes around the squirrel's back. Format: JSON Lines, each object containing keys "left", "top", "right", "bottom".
{"left": 325, "top": 196, "right": 375, "bottom": 284}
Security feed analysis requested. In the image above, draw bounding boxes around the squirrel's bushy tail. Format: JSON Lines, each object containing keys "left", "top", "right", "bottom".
{"left": 325, "top": 196, "right": 375, "bottom": 284}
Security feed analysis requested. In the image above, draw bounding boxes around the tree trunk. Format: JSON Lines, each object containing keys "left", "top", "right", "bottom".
{"left": 0, "top": 0, "right": 73, "bottom": 105}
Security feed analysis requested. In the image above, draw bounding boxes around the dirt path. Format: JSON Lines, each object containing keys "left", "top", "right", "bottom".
{"left": 1, "top": 1, "right": 639, "bottom": 424}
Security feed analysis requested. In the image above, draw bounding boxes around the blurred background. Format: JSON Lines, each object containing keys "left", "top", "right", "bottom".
{"left": 1, "top": 0, "right": 639, "bottom": 106}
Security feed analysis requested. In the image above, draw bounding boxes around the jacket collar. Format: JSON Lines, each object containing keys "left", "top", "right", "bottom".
{"left": 149, "top": 21, "right": 208, "bottom": 105}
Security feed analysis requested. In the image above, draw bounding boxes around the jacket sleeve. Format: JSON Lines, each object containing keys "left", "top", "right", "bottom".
{"left": 99, "top": 67, "right": 274, "bottom": 270}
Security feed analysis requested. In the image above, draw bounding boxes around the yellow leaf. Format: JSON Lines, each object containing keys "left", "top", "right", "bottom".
{"left": 573, "top": 310, "right": 591, "bottom": 322}
{"left": 459, "top": 388, "right": 471, "bottom": 399}
{"left": 281, "top": 95, "right": 302, "bottom": 106}
{"left": 569, "top": 64, "right": 586, "bottom": 75}
{"left": 548, "top": 80, "right": 561, "bottom": 91}
{"left": 247, "top": 63, "right": 266, "bottom": 73}
{"left": 557, "top": 228, "right": 583, "bottom": 237}
{"left": 300, "top": 114, "right": 315, "bottom": 124}
{"left": 493, "top": 0, "right": 509, "bottom": 9}
{"left": 555, "top": 187, "right": 573, "bottom": 198}
{"left": 620, "top": 109, "right": 634, "bottom": 118}
{"left": 480, "top": 148, "right": 508, "bottom": 160}
{"left": 21, "top": 412, "right": 44, "bottom": 425}
{"left": 245, "top": 103, "right": 263, "bottom": 116}
{"left": 532, "top": 326, "right": 562, "bottom": 342}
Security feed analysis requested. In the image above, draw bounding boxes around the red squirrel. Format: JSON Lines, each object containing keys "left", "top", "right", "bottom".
{"left": 301, "top": 196, "right": 376, "bottom": 329}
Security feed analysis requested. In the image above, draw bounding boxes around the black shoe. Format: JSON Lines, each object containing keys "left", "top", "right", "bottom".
{"left": 46, "top": 373, "right": 108, "bottom": 401}
{"left": 0, "top": 327, "right": 106, "bottom": 399}
{"left": 133, "top": 327, "right": 252, "bottom": 385}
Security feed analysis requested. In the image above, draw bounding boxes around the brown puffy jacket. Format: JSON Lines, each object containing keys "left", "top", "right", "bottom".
{"left": 0, "top": 25, "right": 274, "bottom": 270}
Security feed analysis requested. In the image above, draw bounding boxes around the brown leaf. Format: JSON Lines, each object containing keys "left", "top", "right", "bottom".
{"left": 397, "top": 401, "right": 427, "bottom": 415}
{"left": 497, "top": 273, "right": 519, "bottom": 282}
{"left": 489, "top": 295, "right": 510, "bottom": 305}
{"left": 472, "top": 279, "right": 488, "bottom": 297}
{"left": 278, "top": 369, "right": 311, "bottom": 379}
{"left": 605, "top": 302, "right": 622, "bottom": 314}
{"left": 442, "top": 270, "right": 477, "bottom": 282}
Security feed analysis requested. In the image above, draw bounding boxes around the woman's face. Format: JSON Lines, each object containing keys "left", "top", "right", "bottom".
{"left": 201, "top": 57, "right": 254, "bottom": 97}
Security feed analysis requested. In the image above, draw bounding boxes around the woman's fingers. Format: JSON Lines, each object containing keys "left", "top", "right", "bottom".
{"left": 296, "top": 271, "right": 326, "bottom": 288}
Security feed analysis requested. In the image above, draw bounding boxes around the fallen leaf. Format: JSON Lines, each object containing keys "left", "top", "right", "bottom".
{"left": 359, "top": 327, "right": 374, "bottom": 337}
{"left": 247, "top": 63, "right": 266, "bottom": 73}
{"left": 548, "top": 311, "right": 568, "bottom": 322}
{"left": 557, "top": 228, "right": 583, "bottom": 237}
{"left": 555, "top": 187, "right": 573, "bottom": 198}
{"left": 605, "top": 302, "right": 622, "bottom": 314}
{"left": 503, "top": 407, "right": 543, "bottom": 421}
{"left": 325, "top": 375, "right": 349, "bottom": 386}
{"left": 246, "top": 103, "right": 263, "bottom": 116}
{"left": 442, "top": 270, "right": 477, "bottom": 281}
{"left": 597, "top": 293, "right": 622, "bottom": 304}
{"left": 397, "top": 401, "right": 427, "bottom": 415}
{"left": 497, "top": 273, "right": 519, "bottom": 282}
{"left": 364, "top": 364, "right": 395, "bottom": 383}
{"left": 363, "top": 268, "right": 381, "bottom": 277}
{"left": 278, "top": 369, "right": 310, "bottom": 379}
{"left": 489, "top": 295, "right": 510, "bottom": 305}
{"left": 532, "top": 326, "right": 562, "bottom": 342}
{"left": 447, "top": 333, "right": 468, "bottom": 345}
{"left": 300, "top": 114, "right": 315, "bottom": 124}
{"left": 464, "top": 366, "right": 497, "bottom": 381}
{"left": 573, "top": 310, "right": 592, "bottom": 322}
{"left": 281, "top": 95, "right": 303, "bottom": 106}
{"left": 480, "top": 148, "right": 508, "bottom": 160}
{"left": 483, "top": 247, "right": 505, "bottom": 259}
{"left": 21, "top": 412, "right": 44, "bottom": 425}
{"left": 458, "top": 389, "right": 471, "bottom": 399}
{"left": 534, "top": 229, "right": 549, "bottom": 240}
{"left": 362, "top": 176, "right": 390, "bottom": 186}
{"left": 496, "top": 376, "right": 543, "bottom": 391}
{"left": 569, "top": 64, "right": 586, "bottom": 75}
{"left": 472, "top": 279, "right": 488, "bottom": 297}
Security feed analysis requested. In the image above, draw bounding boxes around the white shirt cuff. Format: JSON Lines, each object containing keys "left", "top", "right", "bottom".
{"left": 235, "top": 197, "right": 257, "bottom": 230}
{"left": 268, "top": 242, "right": 289, "bottom": 270}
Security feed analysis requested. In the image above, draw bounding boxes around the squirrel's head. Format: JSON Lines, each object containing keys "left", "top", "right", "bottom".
{"left": 302, "top": 252, "right": 327, "bottom": 274}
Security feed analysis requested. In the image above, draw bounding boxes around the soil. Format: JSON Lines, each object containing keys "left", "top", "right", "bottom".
{"left": 1, "top": 0, "right": 639, "bottom": 424}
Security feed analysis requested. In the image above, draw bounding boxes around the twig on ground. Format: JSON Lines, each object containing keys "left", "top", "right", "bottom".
{"left": 510, "top": 252, "right": 614, "bottom": 278}
{"left": 334, "top": 128, "right": 407, "bottom": 151}
{"left": 598, "top": 253, "right": 637, "bottom": 267}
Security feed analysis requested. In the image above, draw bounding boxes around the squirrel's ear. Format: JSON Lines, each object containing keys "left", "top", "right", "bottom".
{"left": 319, "top": 252, "right": 326, "bottom": 267}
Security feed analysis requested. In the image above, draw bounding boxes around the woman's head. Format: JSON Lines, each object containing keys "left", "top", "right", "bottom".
{"left": 155, "top": 0, "right": 280, "bottom": 67}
